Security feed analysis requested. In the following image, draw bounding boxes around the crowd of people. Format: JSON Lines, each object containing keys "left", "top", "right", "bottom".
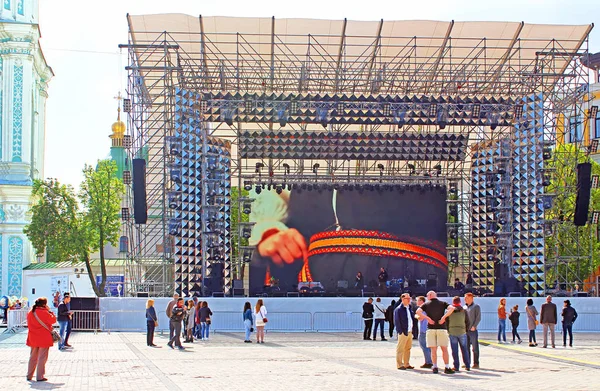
{"left": 22, "top": 291, "right": 582, "bottom": 382}
{"left": 362, "top": 291, "right": 580, "bottom": 373}
{"left": 144, "top": 294, "right": 270, "bottom": 349}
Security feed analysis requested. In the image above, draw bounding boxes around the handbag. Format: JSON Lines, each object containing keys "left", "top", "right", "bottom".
{"left": 526, "top": 307, "right": 539, "bottom": 327}
{"left": 33, "top": 310, "right": 62, "bottom": 344}
{"left": 154, "top": 320, "right": 158, "bottom": 327}
{"left": 206, "top": 317, "right": 212, "bottom": 325}
{"left": 260, "top": 309, "right": 268, "bottom": 323}
{"left": 250, "top": 327, "right": 254, "bottom": 332}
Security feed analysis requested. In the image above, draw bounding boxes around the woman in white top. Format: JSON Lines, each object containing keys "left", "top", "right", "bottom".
{"left": 254, "top": 299, "right": 268, "bottom": 344}
{"left": 185, "top": 300, "right": 196, "bottom": 343}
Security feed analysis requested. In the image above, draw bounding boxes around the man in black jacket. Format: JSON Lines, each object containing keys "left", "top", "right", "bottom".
{"left": 362, "top": 298, "right": 374, "bottom": 340}
{"left": 57, "top": 293, "right": 72, "bottom": 350}
{"left": 561, "top": 300, "right": 578, "bottom": 347}
{"left": 540, "top": 295, "right": 558, "bottom": 348}
{"left": 394, "top": 293, "right": 416, "bottom": 370}
{"left": 167, "top": 298, "right": 185, "bottom": 350}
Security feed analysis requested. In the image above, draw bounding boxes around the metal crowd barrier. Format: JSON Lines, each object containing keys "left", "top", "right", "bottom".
{"left": 71, "top": 310, "right": 101, "bottom": 332}
{"left": 5, "top": 309, "right": 28, "bottom": 333}
{"left": 99, "top": 310, "right": 367, "bottom": 333}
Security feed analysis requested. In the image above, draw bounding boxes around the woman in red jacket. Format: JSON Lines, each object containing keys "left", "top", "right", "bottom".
{"left": 26, "top": 297, "right": 57, "bottom": 382}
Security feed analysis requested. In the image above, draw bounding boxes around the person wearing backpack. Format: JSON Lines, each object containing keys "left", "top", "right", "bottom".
{"left": 373, "top": 297, "right": 388, "bottom": 341}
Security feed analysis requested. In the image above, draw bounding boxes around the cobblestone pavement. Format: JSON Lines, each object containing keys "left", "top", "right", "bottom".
{"left": 1, "top": 330, "right": 599, "bottom": 391}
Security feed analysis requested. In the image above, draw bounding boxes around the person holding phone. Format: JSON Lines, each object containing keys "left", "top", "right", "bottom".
{"left": 26, "top": 297, "right": 57, "bottom": 382}
{"left": 57, "top": 294, "right": 72, "bottom": 351}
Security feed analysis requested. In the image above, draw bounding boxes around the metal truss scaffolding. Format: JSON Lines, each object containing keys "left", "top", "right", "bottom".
{"left": 121, "top": 15, "right": 594, "bottom": 297}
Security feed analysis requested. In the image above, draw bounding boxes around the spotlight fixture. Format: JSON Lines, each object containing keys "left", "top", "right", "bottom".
{"left": 312, "top": 163, "right": 320, "bottom": 174}
{"left": 542, "top": 146, "right": 552, "bottom": 160}
{"left": 590, "top": 105, "right": 599, "bottom": 120}
{"left": 472, "top": 103, "right": 481, "bottom": 118}
{"left": 590, "top": 139, "right": 599, "bottom": 154}
{"left": 244, "top": 99, "right": 253, "bottom": 112}
{"left": 592, "top": 211, "right": 600, "bottom": 224}
{"left": 437, "top": 106, "right": 448, "bottom": 130}
{"left": 449, "top": 182, "right": 458, "bottom": 195}
{"left": 282, "top": 163, "right": 291, "bottom": 175}
{"left": 429, "top": 104, "right": 438, "bottom": 117}
{"left": 123, "top": 98, "right": 132, "bottom": 113}
{"left": 121, "top": 208, "right": 130, "bottom": 220}
{"left": 317, "top": 108, "right": 329, "bottom": 128}
{"left": 513, "top": 104, "right": 523, "bottom": 121}
{"left": 244, "top": 180, "right": 252, "bottom": 191}
{"left": 242, "top": 201, "right": 252, "bottom": 214}
{"left": 255, "top": 185, "right": 262, "bottom": 194}
{"left": 223, "top": 108, "right": 235, "bottom": 126}
{"left": 255, "top": 162, "right": 265, "bottom": 173}
{"left": 488, "top": 112, "right": 499, "bottom": 131}
{"left": 377, "top": 163, "right": 384, "bottom": 176}
{"left": 394, "top": 110, "right": 407, "bottom": 129}
{"left": 433, "top": 164, "right": 442, "bottom": 177}
{"left": 407, "top": 163, "right": 416, "bottom": 176}
{"left": 449, "top": 252, "right": 459, "bottom": 264}
{"left": 592, "top": 175, "right": 600, "bottom": 189}
{"left": 277, "top": 107, "right": 288, "bottom": 127}
{"left": 275, "top": 184, "right": 283, "bottom": 194}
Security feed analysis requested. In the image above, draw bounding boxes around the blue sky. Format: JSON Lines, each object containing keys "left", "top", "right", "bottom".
{"left": 39, "top": 0, "right": 600, "bottom": 187}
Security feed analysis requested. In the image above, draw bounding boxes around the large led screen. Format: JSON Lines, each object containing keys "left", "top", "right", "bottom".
{"left": 248, "top": 186, "right": 448, "bottom": 294}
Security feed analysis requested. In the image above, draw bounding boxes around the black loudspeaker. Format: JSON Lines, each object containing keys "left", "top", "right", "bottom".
{"left": 494, "top": 262, "right": 509, "bottom": 280}
{"left": 574, "top": 162, "right": 592, "bottom": 226}
{"left": 132, "top": 158, "right": 148, "bottom": 224}
{"left": 70, "top": 297, "right": 99, "bottom": 311}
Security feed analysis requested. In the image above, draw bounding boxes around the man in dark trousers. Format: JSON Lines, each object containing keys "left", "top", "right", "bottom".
{"left": 57, "top": 293, "right": 72, "bottom": 351}
{"left": 167, "top": 298, "right": 185, "bottom": 350}
{"left": 362, "top": 298, "right": 374, "bottom": 340}
{"left": 540, "top": 295, "right": 557, "bottom": 348}
{"left": 165, "top": 293, "right": 180, "bottom": 341}
{"left": 561, "top": 300, "right": 578, "bottom": 347}
{"left": 394, "top": 293, "right": 416, "bottom": 370}
{"left": 385, "top": 300, "right": 396, "bottom": 339}
{"left": 464, "top": 292, "right": 481, "bottom": 368}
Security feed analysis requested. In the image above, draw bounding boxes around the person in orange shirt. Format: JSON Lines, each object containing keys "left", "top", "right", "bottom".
{"left": 497, "top": 298, "right": 507, "bottom": 343}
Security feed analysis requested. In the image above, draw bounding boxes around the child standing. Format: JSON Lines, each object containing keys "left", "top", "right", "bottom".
{"left": 509, "top": 305, "right": 522, "bottom": 344}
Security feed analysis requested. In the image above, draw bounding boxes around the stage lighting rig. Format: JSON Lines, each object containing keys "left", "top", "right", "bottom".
{"left": 590, "top": 139, "right": 599, "bottom": 154}
{"left": 275, "top": 184, "right": 283, "bottom": 194}
{"left": 277, "top": 107, "right": 288, "bottom": 127}
{"left": 434, "top": 164, "right": 442, "bottom": 177}
{"left": 472, "top": 103, "right": 481, "bottom": 118}
{"left": 542, "top": 146, "right": 552, "bottom": 160}
{"left": 488, "top": 112, "right": 499, "bottom": 130}
{"left": 317, "top": 108, "right": 329, "bottom": 128}
{"left": 255, "top": 185, "right": 262, "bottom": 194}
{"left": 244, "top": 180, "right": 253, "bottom": 191}
{"left": 312, "top": 163, "right": 320, "bottom": 174}
{"left": 592, "top": 175, "right": 600, "bottom": 189}
{"left": 255, "top": 162, "right": 265, "bottom": 173}
{"left": 394, "top": 110, "right": 407, "bottom": 129}
{"left": 437, "top": 106, "right": 448, "bottom": 129}
{"left": 242, "top": 201, "right": 252, "bottom": 214}
{"left": 449, "top": 182, "right": 458, "bottom": 195}
{"left": 590, "top": 105, "right": 599, "bottom": 121}
{"left": 513, "top": 104, "right": 523, "bottom": 121}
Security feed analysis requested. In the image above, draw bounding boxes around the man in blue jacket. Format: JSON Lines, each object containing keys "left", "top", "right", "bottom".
{"left": 394, "top": 293, "right": 415, "bottom": 370}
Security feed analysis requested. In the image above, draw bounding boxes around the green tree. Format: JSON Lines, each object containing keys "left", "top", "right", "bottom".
{"left": 25, "top": 160, "right": 125, "bottom": 296}
{"left": 24, "top": 179, "right": 80, "bottom": 263}
{"left": 230, "top": 186, "right": 249, "bottom": 279}
{"left": 544, "top": 143, "right": 600, "bottom": 286}
{"left": 79, "top": 160, "right": 125, "bottom": 295}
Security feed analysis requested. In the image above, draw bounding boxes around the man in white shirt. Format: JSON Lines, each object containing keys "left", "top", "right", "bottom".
{"left": 373, "top": 297, "right": 388, "bottom": 341}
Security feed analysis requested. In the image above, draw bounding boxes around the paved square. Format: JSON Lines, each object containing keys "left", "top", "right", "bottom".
{"left": 1, "top": 330, "right": 599, "bottom": 391}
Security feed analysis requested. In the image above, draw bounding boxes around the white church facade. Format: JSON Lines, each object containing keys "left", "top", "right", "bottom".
{"left": 0, "top": 0, "right": 52, "bottom": 296}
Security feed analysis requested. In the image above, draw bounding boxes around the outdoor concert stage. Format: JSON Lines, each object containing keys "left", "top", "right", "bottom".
{"left": 121, "top": 15, "right": 594, "bottom": 300}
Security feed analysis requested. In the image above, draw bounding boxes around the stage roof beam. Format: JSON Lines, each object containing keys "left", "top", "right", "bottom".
{"left": 424, "top": 20, "right": 454, "bottom": 94}
{"left": 199, "top": 14, "right": 209, "bottom": 90}
{"left": 368, "top": 19, "right": 384, "bottom": 93}
{"left": 335, "top": 18, "right": 348, "bottom": 93}
{"left": 489, "top": 21, "right": 524, "bottom": 94}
